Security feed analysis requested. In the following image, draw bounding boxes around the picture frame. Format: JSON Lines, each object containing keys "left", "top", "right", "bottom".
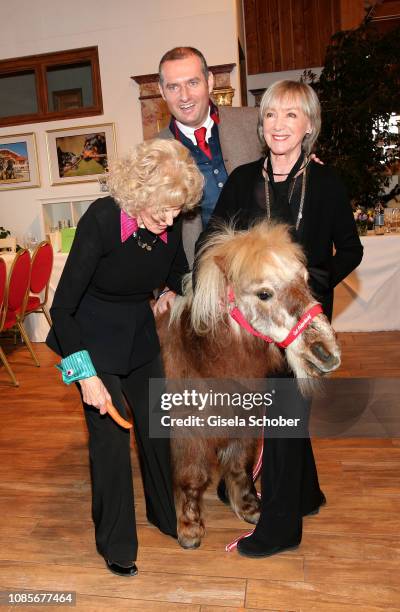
{"left": 46, "top": 123, "right": 116, "bottom": 185}
{"left": 0, "top": 132, "right": 40, "bottom": 190}
{"left": 53, "top": 88, "right": 83, "bottom": 111}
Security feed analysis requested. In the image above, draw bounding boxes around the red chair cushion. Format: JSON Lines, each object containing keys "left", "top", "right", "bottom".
{"left": 4, "top": 308, "right": 17, "bottom": 330}
{"left": 30, "top": 243, "right": 53, "bottom": 294}
{"left": 24, "top": 295, "right": 41, "bottom": 313}
{"left": 7, "top": 251, "right": 30, "bottom": 312}
{"left": 0, "top": 258, "right": 6, "bottom": 308}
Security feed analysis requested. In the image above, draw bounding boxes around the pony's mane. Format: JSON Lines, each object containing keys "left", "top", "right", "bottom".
{"left": 170, "top": 221, "right": 306, "bottom": 336}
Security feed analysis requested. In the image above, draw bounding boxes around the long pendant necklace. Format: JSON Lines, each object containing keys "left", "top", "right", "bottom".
{"left": 133, "top": 230, "right": 158, "bottom": 251}
{"left": 264, "top": 158, "right": 307, "bottom": 231}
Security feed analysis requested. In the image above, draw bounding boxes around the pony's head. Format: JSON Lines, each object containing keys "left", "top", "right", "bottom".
{"left": 189, "top": 221, "right": 340, "bottom": 383}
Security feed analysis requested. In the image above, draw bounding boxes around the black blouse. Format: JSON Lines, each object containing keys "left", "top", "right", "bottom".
{"left": 47, "top": 196, "right": 188, "bottom": 374}
{"left": 196, "top": 159, "right": 363, "bottom": 320}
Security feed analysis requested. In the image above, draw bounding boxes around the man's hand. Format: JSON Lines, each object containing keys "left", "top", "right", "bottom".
{"left": 79, "top": 376, "right": 111, "bottom": 414}
{"left": 310, "top": 153, "right": 324, "bottom": 165}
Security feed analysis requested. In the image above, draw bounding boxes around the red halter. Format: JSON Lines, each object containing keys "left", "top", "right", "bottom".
{"left": 224, "top": 288, "right": 324, "bottom": 553}
{"left": 227, "top": 288, "right": 323, "bottom": 348}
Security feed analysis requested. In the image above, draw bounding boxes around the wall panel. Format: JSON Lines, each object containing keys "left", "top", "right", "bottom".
{"left": 244, "top": 0, "right": 342, "bottom": 74}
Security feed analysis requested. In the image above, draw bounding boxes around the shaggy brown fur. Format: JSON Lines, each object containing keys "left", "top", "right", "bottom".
{"left": 157, "top": 222, "right": 340, "bottom": 549}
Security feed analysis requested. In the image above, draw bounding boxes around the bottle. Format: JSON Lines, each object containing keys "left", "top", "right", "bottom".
{"left": 374, "top": 202, "right": 385, "bottom": 235}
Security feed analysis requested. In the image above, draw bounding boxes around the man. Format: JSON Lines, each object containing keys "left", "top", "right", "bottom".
{"left": 157, "top": 46, "right": 261, "bottom": 505}
{"left": 158, "top": 46, "right": 261, "bottom": 267}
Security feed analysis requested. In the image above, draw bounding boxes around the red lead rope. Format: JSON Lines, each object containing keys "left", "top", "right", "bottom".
{"left": 227, "top": 288, "right": 323, "bottom": 348}
{"left": 225, "top": 289, "right": 323, "bottom": 551}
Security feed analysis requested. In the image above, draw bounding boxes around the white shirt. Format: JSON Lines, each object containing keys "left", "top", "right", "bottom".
{"left": 176, "top": 110, "right": 214, "bottom": 145}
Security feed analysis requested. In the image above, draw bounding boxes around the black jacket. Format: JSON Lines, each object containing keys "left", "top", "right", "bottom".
{"left": 196, "top": 159, "right": 363, "bottom": 320}
{"left": 47, "top": 196, "right": 188, "bottom": 374}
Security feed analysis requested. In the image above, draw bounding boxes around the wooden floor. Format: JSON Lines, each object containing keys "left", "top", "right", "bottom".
{"left": 0, "top": 332, "right": 399, "bottom": 611}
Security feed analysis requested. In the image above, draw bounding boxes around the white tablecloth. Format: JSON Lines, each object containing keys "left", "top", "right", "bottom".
{"left": 24, "top": 253, "right": 68, "bottom": 342}
{"left": 332, "top": 234, "right": 400, "bottom": 332}
{"left": 1, "top": 251, "right": 16, "bottom": 271}
{"left": 4, "top": 236, "right": 400, "bottom": 338}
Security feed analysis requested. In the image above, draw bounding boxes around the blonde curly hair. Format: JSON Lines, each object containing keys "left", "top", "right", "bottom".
{"left": 106, "top": 138, "right": 204, "bottom": 216}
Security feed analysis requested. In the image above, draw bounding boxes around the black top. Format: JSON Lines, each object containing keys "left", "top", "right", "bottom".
{"left": 264, "top": 151, "right": 305, "bottom": 225}
{"left": 47, "top": 196, "right": 188, "bottom": 374}
{"left": 196, "top": 158, "right": 363, "bottom": 320}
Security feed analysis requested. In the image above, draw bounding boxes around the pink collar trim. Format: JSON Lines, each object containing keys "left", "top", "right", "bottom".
{"left": 120, "top": 210, "right": 168, "bottom": 244}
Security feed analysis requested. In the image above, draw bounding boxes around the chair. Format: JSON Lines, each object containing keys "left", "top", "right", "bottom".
{"left": 21, "top": 240, "right": 53, "bottom": 329}
{"left": 0, "top": 236, "right": 17, "bottom": 252}
{"left": 0, "top": 249, "right": 40, "bottom": 383}
{"left": 0, "top": 256, "right": 19, "bottom": 385}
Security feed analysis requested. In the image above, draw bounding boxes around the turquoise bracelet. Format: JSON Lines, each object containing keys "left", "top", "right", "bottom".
{"left": 56, "top": 350, "right": 97, "bottom": 385}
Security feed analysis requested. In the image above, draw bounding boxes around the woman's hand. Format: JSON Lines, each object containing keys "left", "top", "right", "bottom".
{"left": 79, "top": 376, "right": 111, "bottom": 414}
{"left": 153, "top": 289, "right": 176, "bottom": 316}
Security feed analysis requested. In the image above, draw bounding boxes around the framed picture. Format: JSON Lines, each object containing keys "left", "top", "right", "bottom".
{"left": 53, "top": 88, "right": 83, "bottom": 111}
{"left": 0, "top": 132, "right": 40, "bottom": 190}
{"left": 46, "top": 123, "right": 116, "bottom": 185}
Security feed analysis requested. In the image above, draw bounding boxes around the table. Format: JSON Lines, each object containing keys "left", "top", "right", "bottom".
{"left": 4, "top": 235, "right": 400, "bottom": 338}
{"left": 332, "top": 234, "right": 400, "bottom": 332}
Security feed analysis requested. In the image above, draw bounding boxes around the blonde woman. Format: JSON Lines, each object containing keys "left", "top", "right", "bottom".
{"left": 47, "top": 139, "right": 203, "bottom": 576}
{"left": 198, "top": 81, "right": 362, "bottom": 558}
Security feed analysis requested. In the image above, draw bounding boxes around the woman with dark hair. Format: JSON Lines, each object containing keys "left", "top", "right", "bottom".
{"left": 197, "top": 80, "right": 363, "bottom": 557}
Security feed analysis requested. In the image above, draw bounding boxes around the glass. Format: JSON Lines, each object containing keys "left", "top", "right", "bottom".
{"left": 384, "top": 208, "right": 393, "bottom": 233}
{"left": 393, "top": 208, "right": 400, "bottom": 233}
{"left": 48, "top": 228, "right": 61, "bottom": 252}
{"left": 98, "top": 175, "right": 109, "bottom": 192}
{"left": 0, "top": 71, "right": 37, "bottom": 118}
{"left": 24, "top": 232, "right": 38, "bottom": 251}
{"left": 357, "top": 221, "right": 368, "bottom": 236}
{"left": 46, "top": 62, "right": 93, "bottom": 112}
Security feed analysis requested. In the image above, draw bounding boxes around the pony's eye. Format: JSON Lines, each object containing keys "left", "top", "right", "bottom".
{"left": 257, "top": 291, "right": 273, "bottom": 301}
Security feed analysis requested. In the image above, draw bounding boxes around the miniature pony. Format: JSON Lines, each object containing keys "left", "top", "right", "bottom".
{"left": 157, "top": 222, "right": 340, "bottom": 549}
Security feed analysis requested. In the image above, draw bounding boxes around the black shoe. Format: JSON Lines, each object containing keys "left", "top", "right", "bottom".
{"left": 303, "top": 493, "right": 327, "bottom": 517}
{"left": 105, "top": 559, "right": 138, "bottom": 577}
{"left": 237, "top": 536, "right": 300, "bottom": 559}
{"left": 217, "top": 479, "right": 229, "bottom": 505}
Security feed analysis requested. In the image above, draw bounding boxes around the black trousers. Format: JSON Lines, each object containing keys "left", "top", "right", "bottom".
{"left": 254, "top": 380, "right": 323, "bottom": 546}
{"left": 81, "top": 355, "right": 177, "bottom": 565}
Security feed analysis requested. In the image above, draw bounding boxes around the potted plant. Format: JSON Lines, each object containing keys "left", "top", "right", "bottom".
{"left": 0, "top": 226, "right": 11, "bottom": 240}
{"left": 304, "top": 19, "right": 400, "bottom": 207}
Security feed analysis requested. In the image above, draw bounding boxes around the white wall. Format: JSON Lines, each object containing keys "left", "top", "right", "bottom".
{"left": 0, "top": 0, "right": 240, "bottom": 244}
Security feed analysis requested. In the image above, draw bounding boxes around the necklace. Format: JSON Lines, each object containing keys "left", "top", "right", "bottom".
{"left": 264, "top": 158, "right": 307, "bottom": 231}
{"left": 272, "top": 160, "right": 309, "bottom": 176}
{"left": 133, "top": 230, "right": 157, "bottom": 251}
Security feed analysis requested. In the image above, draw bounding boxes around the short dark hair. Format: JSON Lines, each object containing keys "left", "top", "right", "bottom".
{"left": 159, "top": 47, "right": 209, "bottom": 85}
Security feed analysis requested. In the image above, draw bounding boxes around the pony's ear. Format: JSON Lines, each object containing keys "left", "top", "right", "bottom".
{"left": 214, "top": 254, "right": 227, "bottom": 274}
